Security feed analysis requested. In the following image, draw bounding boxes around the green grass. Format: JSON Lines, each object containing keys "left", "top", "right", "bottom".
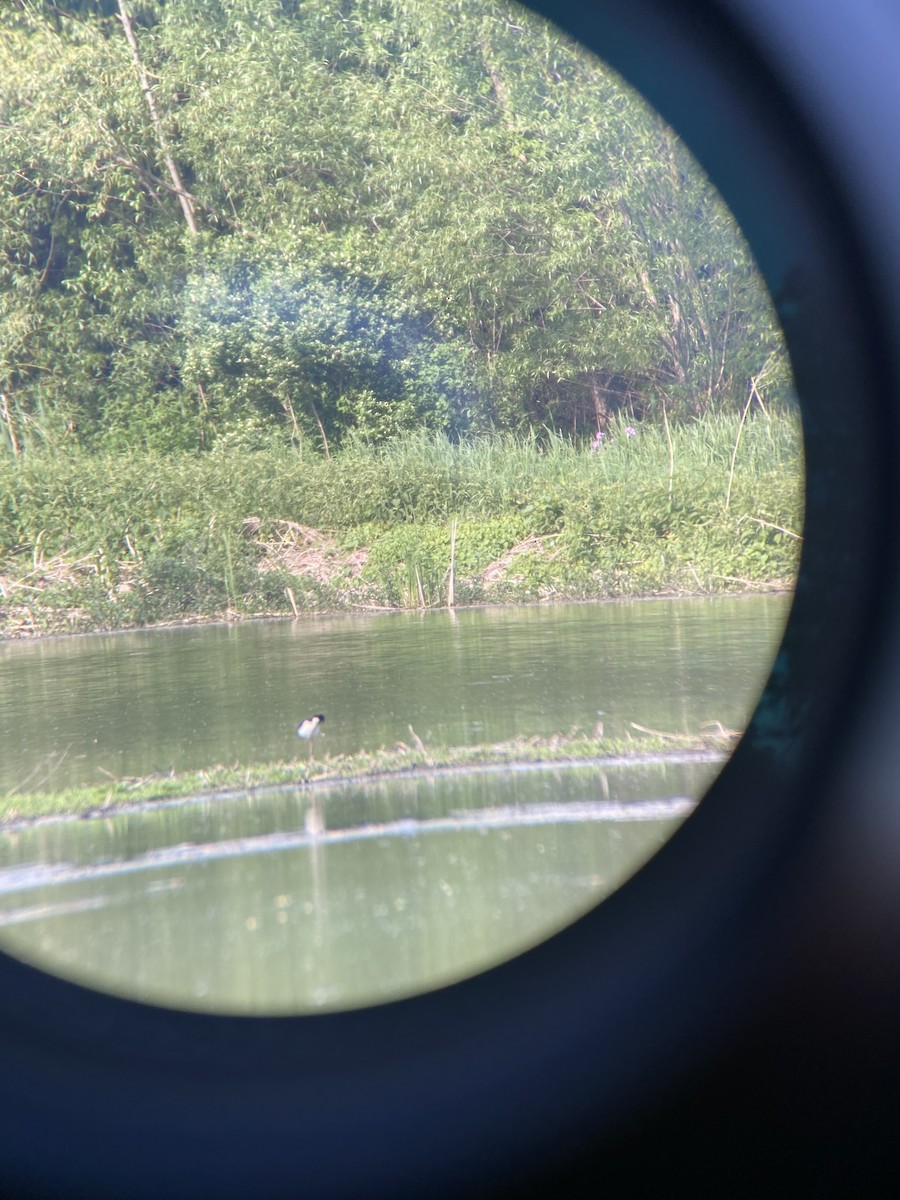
{"left": 0, "top": 412, "right": 803, "bottom": 634}
{"left": 0, "top": 728, "right": 735, "bottom": 827}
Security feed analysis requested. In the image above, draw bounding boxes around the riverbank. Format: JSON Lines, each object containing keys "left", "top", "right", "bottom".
{"left": 0, "top": 418, "right": 801, "bottom": 638}
{"left": 0, "top": 728, "right": 735, "bottom": 828}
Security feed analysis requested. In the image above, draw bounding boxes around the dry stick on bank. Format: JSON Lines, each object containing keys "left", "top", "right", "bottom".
{"left": 4, "top": 747, "right": 71, "bottom": 800}
{"left": 740, "top": 515, "right": 802, "bottom": 541}
{"left": 407, "top": 725, "right": 433, "bottom": 766}
{"left": 285, "top": 586, "right": 300, "bottom": 617}
{"left": 725, "top": 367, "right": 771, "bottom": 511}
{"left": 725, "top": 381, "right": 755, "bottom": 512}
{"left": 629, "top": 720, "right": 740, "bottom": 745}
{"left": 116, "top": 1, "right": 198, "bottom": 236}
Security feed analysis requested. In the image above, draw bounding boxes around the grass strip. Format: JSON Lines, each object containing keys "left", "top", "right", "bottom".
{"left": 0, "top": 728, "right": 737, "bottom": 828}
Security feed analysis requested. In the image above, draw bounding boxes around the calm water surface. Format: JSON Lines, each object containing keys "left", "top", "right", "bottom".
{"left": 0, "top": 595, "right": 788, "bottom": 793}
{"left": 0, "top": 763, "right": 711, "bottom": 1012}
{"left": 0, "top": 596, "right": 789, "bottom": 1012}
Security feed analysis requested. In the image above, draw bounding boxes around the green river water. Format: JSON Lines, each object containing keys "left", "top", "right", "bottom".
{"left": 0, "top": 595, "right": 789, "bottom": 1012}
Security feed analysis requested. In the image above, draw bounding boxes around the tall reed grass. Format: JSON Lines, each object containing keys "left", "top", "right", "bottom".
{"left": 0, "top": 412, "right": 803, "bottom": 632}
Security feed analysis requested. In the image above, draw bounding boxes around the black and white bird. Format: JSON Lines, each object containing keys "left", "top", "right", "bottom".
{"left": 297, "top": 714, "right": 325, "bottom": 761}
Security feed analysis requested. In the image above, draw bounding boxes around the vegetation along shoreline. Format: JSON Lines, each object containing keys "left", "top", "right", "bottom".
{"left": 0, "top": 730, "right": 734, "bottom": 829}
{"left": 0, "top": 417, "right": 802, "bottom": 640}
{"left": 2, "top": 3, "right": 801, "bottom": 638}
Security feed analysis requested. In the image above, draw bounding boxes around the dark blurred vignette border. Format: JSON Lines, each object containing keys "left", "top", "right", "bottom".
{"left": 1, "top": 1, "right": 900, "bottom": 1198}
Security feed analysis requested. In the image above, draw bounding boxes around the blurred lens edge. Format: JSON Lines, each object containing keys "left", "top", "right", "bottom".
{"left": 1, "top": 1, "right": 899, "bottom": 1197}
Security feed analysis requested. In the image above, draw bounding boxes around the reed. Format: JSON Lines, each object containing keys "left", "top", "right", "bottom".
{"left": 0, "top": 412, "right": 803, "bottom": 634}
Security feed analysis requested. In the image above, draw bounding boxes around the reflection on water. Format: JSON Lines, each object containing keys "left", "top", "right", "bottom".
{"left": 0, "top": 758, "right": 717, "bottom": 1012}
{"left": 0, "top": 597, "right": 787, "bottom": 1013}
{"left": 0, "top": 596, "right": 789, "bottom": 795}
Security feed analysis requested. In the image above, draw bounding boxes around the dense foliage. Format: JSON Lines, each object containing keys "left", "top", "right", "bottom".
{"left": 1, "top": 0, "right": 791, "bottom": 454}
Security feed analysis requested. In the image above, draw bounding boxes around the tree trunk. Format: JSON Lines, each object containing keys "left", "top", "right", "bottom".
{"left": 116, "top": 1, "right": 198, "bottom": 235}
{"left": 589, "top": 374, "right": 609, "bottom": 431}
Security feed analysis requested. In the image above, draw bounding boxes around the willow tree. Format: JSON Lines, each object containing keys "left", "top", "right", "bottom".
{"left": 0, "top": 0, "right": 788, "bottom": 454}
{"left": 337, "top": 0, "right": 789, "bottom": 430}
{"left": 0, "top": 1, "right": 198, "bottom": 448}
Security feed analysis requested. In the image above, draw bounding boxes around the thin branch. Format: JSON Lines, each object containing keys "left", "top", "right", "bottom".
{"left": 308, "top": 397, "right": 331, "bottom": 459}
{"left": 116, "top": 1, "right": 198, "bottom": 235}
{"left": 739, "top": 516, "right": 802, "bottom": 541}
{"left": 105, "top": 155, "right": 244, "bottom": 231}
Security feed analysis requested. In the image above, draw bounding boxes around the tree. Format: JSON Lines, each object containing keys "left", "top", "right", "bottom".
{"left": 345, "top": 0, "right": 788, "bottom": 429}
{"left": 0, "top": 0, "right": 790, "bottom": 454}
{"left": 180, "top": 262, "right": 483, "bottom": 451}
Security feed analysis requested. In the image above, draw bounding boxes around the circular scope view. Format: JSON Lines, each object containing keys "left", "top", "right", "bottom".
{"left": 0, "top": 0, "right": 801, "bottom": 1012}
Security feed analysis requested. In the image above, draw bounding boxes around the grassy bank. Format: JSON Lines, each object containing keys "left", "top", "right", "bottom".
{"left": 0, "top": 414, "right": 802, "bottom": 637}
{"left": 0, "top": 727, "right": 735, "bottom": 827}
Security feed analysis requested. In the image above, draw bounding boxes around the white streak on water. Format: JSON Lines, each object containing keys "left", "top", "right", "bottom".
{"left": 0, "top": 751, "right": 723, "bottom": 833}
{"left": 0, "top": 894, "right": 111, "bottom": 927}
{"left": 0, "top": 796, "right": 695, "bottom": 904}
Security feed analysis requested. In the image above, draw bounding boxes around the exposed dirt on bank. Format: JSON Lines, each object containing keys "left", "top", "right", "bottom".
{"left": 0, "top": 520, "right": 792, "bottom": 641}
{"left": 248, "top": 518, "right": 369, "bottom": 584}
